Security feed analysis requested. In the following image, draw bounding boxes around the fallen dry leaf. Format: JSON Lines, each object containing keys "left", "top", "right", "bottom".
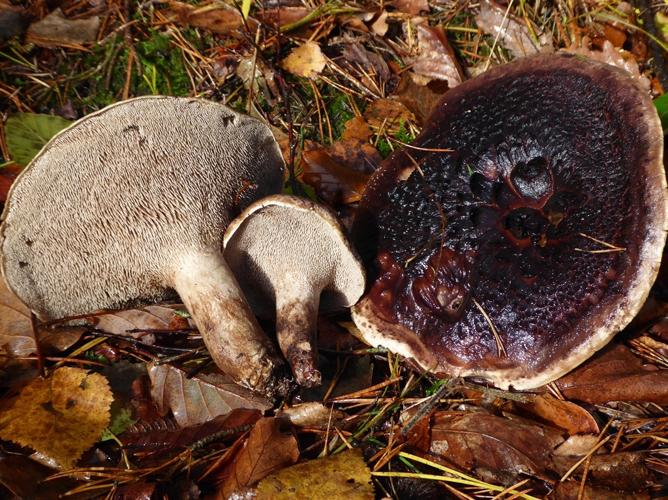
{"left": 255, "top": 7, "right": 310, "bottom": 29}
{"left": 410, "top": 23, "right": 464, "bottom": 88}
{"left": 555, "top": 344, "right": 668, "bottom": 404}
{"left": 166, "top": 1, "right": 245, "bottom": 36}
{"left": 430, "top": 412, "right": 564, "bottom": 481}
{"left": 256, "top": 448, "right": 374, "bottom": 499}
{"left": 0, "top": 367, "right": 112, "bottom": 468}
{"left": 475, "top": 0, "right": 553, "bottom": 58}
{"left": 518, "top": 394, "right": 599, "bottom": 435}
{"left": 281, "top": 41, "right": 327, "bottom": 79}
{"left": 0, "top": 280, "right": 81, "bottom": 363}
{"left": 277, "top": 402, "right": 347, "bottom": 430}
{"left": 553, "top": 481, "right": 647, "bottom": 500}
{"left": 301, "top": 146, "right": 373, "bottom": 204}
{"left": 148, "top": 363, "right": 271, "bottom": 427}
{"left": 93, "top": 305, "right": 190, "bottom": 337}
{"left": 563, "top": 37, "right": 651, "bottom": 91}
{"left": 392, "top": 0, "right": 429, "bottom": 16}
{"left": 340, "top": 43, "right": 392, "bottom": 87}
{"left": 393, "top": 72, "right": 448, "bottom": 126}
{"left": 26, "top": 8, "right": 99, "bottom": 49}
{"left": 219, "top": 417, "right": 299, "bottom": 498}
{"left": 363, "top": 98, "right": 416, "bottom": 134}
{"left": 124, "top": 408, "right": 261, "bottom": 455}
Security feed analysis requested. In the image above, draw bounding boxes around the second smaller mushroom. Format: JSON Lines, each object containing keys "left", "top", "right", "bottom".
{"left": 224, "top": 195, "right": 366, "bottom": 387}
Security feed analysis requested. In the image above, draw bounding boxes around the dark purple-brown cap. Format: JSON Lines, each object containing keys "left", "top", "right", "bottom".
{"left": 352, "top": 54, "right": 667, "bottom": 390}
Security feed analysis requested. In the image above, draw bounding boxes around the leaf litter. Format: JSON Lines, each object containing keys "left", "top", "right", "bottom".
{"left": 0, "top": 0, "right": 667, "bottom": 497}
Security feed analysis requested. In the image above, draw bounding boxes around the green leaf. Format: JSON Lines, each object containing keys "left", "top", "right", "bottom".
{"left": 5, "top": 113, "right": 72, "bottom": 166}
{"left": 655, "top": 93, "right": 668, "bottom": 136}
{"left": 101, "top": 407, "right": 136, "bottom": 441}
{"left": 241, "top": 0, "right": 252, "bottom": 19}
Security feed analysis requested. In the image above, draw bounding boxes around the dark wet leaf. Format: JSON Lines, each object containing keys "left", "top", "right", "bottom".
{"left": 124, "top": 408, "right": 261, "bottom": 454}
{"left": 429, "top": 412, "right": 564, "bottom": 480}
{"left": 517, "top": 394, "right": 599, "bottom": 435}
{"left": 555, "top": 344, "right": 668, "bottom": 404}
{"left": 218, "top": 417, "right": 299, "bottom": 498}
{"left": 148, "top": 363, "right": 271, "bottom": 427}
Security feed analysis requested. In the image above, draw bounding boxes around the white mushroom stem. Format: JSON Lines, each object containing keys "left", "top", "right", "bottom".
{"left": 274, "top": 279, "right": 322, "bottom": 387}
{"left": 173, "top": 251, "right": 285, "bottom": 394}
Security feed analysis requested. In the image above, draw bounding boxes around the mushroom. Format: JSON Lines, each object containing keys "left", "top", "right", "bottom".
{"left": 223, "top": 195, "right": 366, "bottom": 387}
{"left": 0, "top": 96, "right": 290, "bottom": 396}
{"left": 352, "top": 54, "right": 667, "bottom": 390}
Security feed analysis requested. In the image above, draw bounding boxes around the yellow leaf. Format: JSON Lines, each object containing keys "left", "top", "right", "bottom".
{"left": 241, "top": 0, "right": 252, "bottom": 19}
{"left": 256, "top": 448, "right": 374, "bottom": 499}
{"left": 281, "top": 41, "right": 327, "bottom": 79}
{"left": 0, "top": 367, "right": 113, "bottom": 468}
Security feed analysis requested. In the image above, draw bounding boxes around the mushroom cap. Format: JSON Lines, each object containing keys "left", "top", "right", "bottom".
{"left": 352, "top": 54, "right": 667, "bottom": 390}
{"left": 0, "top": 96, "right": 284, "bottom": 320}
{"left": 223, "top": 194, "right": 365, "bottom": 316}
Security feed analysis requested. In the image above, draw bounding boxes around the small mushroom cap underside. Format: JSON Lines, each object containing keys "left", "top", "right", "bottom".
{"left": 0, "top": 96, "right": 284, "bottom": 320}
{"left": 352, "top": 54, "right": 667, "bottom": 390}
{"left": 223, "top": 194, "right": 366, "bottom": 317}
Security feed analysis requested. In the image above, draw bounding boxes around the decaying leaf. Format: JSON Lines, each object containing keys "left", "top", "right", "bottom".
{"left": 92, "top": 305, "right": 190, "bottom": 337}
{"left": 148, "top": 363, "right": 271, "bottom": 427}
{"left": 300, "top": 147, "right": 373, "bottom": 205}
{"left": 255, "top": 7, "right": 310, "bottom": 29}
{"left": 0, "top": 280, "right": 82, "bottom": 363}
{"left": 430, "top": 412, "right": 564, "bottom": 480}
{"left": 0, "top": 367, "right": 112, "bottom": 468}
{"left": 555, "top": 344, "right": 668, "bottom": 404}
{"left": 363, "top": 98, "right": 416, "bottom": 134}
{"left": 563, "top": 37, "right": 651, "bottom": 91}
{"left": 219, "top": 417, "right": 299, "bottom": 498}
{"left": 277, "top": 402, "right": 347, "bottom": 430}
{"left": 393, "top": 72, "right": 449, "bottom": 126}
{"left": 281, "top": 41, "right": 327, "bottom": 79}
{"left": 475, "top": 0, "right": 553, "bottom": 58}
{"left": 26, "top": 8, "right": 100, "bottom": 49}
{"left": 5, "top": 113, "right": 72, "bottom": 167}
{"left": 409, "top": 23, "right": 464, "bottom": 88}
{"left": 392, "top": 0, "right": 429, "bottom": 16}
{"left": 123, "top": 408, "right": 261, "bottom": 454}
{"left": 166, "top": 1, "right": 245, "bottom": 35}
{"left": 518, "top": 394, "right": 599, "bottom": 435}
{"left": 0, "top": 1, "right": 29, "bottom": 41}
{"left": 256, "top": 448, "right": 374, "bottom": 499}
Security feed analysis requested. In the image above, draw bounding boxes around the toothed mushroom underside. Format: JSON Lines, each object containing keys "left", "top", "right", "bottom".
{"left": 0, "top": 96, "right": 299, "bottom": 395}
{"left": 352, "top": 54, "right": 667, "bottom": 390}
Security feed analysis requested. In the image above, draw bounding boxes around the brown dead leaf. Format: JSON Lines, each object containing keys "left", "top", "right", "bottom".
{"left": 393, "top": 0, "right": 429, "bottom": 15}
{"left": 148, "top": 363, "right": 271, "bottom": 427}
{"left": 0, "top": 2, "right": 30, "bottom": 41}
{"left": 340, "top": 44, "right": 392, "bottom": 86}
{"left": 0, "top": 367, "right": 112, "bottom": 468}
{"left": 553, "top": 481, "right": 647, "bottom": 500}
{"left": 255, "top": 7, "right": 310, "bottom": 29}
{"left": 219, "top": 417, "right": 299, "bottom": 498}
{"left": 301, "top": 146, "right": 373, "bottom": 204}
{"left": 124, "top": 408, "right": 261, "bottom": 454}
{"left": 26, "top": 8, "right": 99, "bottom": 49}
{"left": 278, "top": 402, "right": 347, "bottom": 430}
{"left": 518, "top": 394, "right": 599, "bottom": 435}
{"left": 281, "top": 41, "right": 327, "bottom": 79}
{"left": 363, "top": 98, "right": 415, "bottom": 134}
{"left": 563, "top": 37, "right": 651, "bottom": 91}
{"left": 393, "top": 72, "right": 448, "bottom": 126}
{"left": 166, "top": 1, "right": 245, "bottom": 36}
{"left": 430, "top": 412, "right": 564, "bottom": 480}
{"left": 256, "top": 448, "right": 374, "bottom": 499}
{"left": 342, "top": 116, "right": 373, "bottom": 142}
{"left": 0, "top": 280, "right": 82, "bottom": 362}
{"left": 410, "top": 23, "right": 464, "bottom": 88}
{"left": 370, "top": 11, "right": 389, "bottom": 37}
{"left": 92, "top": 305, "right": 190, "bottom": 337}
{"left": 554, "top": 344, "right": 668, "bottom": 404}
{"left": 553, "top": 451, "right": 653, "bottom": 492}
{"left": 475, "top": 0, "right": 553, "bottom": 58}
